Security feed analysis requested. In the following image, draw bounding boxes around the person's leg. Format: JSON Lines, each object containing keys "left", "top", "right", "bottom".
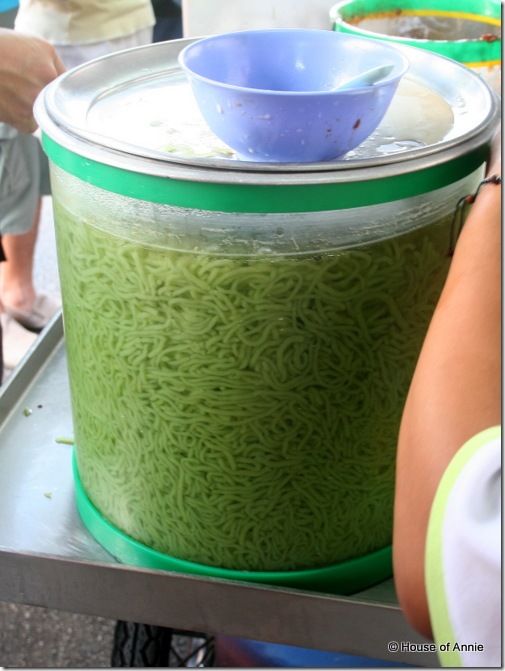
{"left": 0, "top": 0, "right": 18, "bottom": 383}
{"left": 0, "top": 132, "right": 59, "bottom": 333}
{"left": 0, "top": 235, "right": 5, "bottom": 383}
{"left": 0, "top": 201, "right": 59, "bottom": 334}
{"left": 0, "top": 199, "right": 40, "bottom": 314}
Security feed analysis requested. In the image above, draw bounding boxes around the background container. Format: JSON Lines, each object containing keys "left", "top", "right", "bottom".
{"left": 331, "top": 0, "right": 502, "bottom": 94}
{"left": 35, "top": 38, "right": 498, "bottom": 594}
{"left": 182, "top": 0, "right": 335, "bottom": 36}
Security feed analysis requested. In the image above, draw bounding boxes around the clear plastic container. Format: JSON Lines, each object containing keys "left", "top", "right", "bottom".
{"left": 35, "top": 38, "right": 499, "bottom": 590}
{"left": 48, "top": 164, "right": 481, "bottom": 574}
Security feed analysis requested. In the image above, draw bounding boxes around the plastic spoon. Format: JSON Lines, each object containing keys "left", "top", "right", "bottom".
{"left": 337, "top": 64, "right": 395, "bottom": 91}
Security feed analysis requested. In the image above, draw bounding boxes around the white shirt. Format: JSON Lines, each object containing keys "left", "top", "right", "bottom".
{"left": 426, "top": 426, "right": 501, "bottom": 667}
{"left": 15, "top": 0, "right": 155, "bottom": 45}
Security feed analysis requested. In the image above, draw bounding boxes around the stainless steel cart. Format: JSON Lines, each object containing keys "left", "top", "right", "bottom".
{"left": 0, "top": 314, "right": 438, "bottom": 666}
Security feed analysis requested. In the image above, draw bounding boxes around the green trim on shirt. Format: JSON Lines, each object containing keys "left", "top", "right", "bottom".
{"left": 425, "top": 426, "right": 501, "bottom": 667}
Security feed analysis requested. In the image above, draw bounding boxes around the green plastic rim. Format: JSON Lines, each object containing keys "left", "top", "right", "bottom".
{"left": 73, "top": 452, "right": 392, "bottom": 595}
{"left": 331, "top": 0, "right": 502, "bottom": 66}
{"left": 42, "top": 134, "right": 489, "bottom": 214}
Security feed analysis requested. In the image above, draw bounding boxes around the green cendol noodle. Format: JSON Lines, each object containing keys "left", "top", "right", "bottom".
{"left": 54, "top": 191, "right": 452, "bottom": 572}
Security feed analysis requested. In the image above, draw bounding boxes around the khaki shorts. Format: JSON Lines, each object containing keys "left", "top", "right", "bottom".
{"left": 0, "top": 6, "right": 17, "bottom": 30}
{"left": 0, "top": 124, "right": 51, "bottom": 235}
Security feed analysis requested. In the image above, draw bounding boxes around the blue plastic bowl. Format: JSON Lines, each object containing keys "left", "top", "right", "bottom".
{"left": 178, "top": 29, "right": 409, "bottom": 163}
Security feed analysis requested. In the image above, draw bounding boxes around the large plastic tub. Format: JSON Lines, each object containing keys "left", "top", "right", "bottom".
{"left": 35, "top": 37, "right": 498, "bottom": 594}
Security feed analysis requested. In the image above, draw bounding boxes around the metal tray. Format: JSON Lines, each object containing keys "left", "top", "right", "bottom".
{"left": 0, "top": 314, "right": 438, "bottom": 666}
{"left": 37, "top": 37, "right": 496, "bottom": 174}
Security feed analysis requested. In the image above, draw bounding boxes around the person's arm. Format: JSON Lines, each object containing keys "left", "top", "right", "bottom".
{"left": 393, "top": 132, "right": 502, "bottom": 640}
{"left": 0, "top": 28, "right": 65, "bottom": 134}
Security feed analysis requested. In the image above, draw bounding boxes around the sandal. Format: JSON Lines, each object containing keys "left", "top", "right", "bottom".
{"left": 4, "top": 293, "right": 61, "bottom": 334}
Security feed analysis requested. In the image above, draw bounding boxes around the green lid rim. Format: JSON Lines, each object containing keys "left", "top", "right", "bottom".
{"left": 73, "top": 451, "right": 392, "bottom": 595}
{"left": 43, "top": 134, "right": 488, "bottom": 213}
{"left": 331, "top": 0, "right": 502, "bottom": 63}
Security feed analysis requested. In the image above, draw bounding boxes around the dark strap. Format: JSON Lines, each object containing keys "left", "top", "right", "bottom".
{"left": 151, "top": 0, "right": 181, "bottom": 18}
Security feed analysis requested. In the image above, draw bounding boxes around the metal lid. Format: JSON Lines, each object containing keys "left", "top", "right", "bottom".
{"left": 35, "top": 37, "right": 499, "bottom": 212}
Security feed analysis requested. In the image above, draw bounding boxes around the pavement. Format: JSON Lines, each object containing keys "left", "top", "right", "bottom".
{"left": 0, "top": 196, "right": 118, "bottom": 668}
{"left": 0, "top": 603, "right": 116, "bottom": 668}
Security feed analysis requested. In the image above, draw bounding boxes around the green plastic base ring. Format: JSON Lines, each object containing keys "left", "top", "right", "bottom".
{"left": 73, "top": 452, "right": 392, "bottom": 596}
